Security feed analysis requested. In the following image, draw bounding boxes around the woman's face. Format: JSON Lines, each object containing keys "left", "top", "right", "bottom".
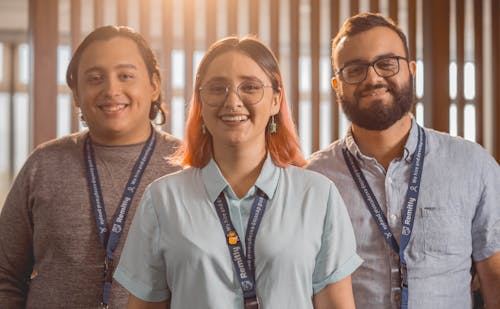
{"left": 199, "top": 50, "right": 280, "bottom": 153}
{"left": 75, "top": 36, "right": 160, "bottom": 145}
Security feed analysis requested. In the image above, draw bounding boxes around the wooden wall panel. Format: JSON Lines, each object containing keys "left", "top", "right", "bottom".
{"left": 474, "top": 0, "right": 483, "bottom": 145}
{"left": 456, "top": 0, "right": 465, "bottom": 137}
{"left": 290, "top": 0, "right": 300, "bottom": 127}
{"left": 183, "top": 0, "right": 195, "bottom": 108}
{"left": 389, "top": 0, "right": 398, "bottom": 24}
{"left": 422, "top": 0, "right": 450, "bottom": 132}
{"left": 370, "top": 0, "right": 379, "bottom": 12}
{"left": 493, "top": 0, "right": 500, "bottom": 160}
{"left": 29, "top": 0, "right": 58, "bottom": 146}
{"left": 311, "top": 0, "right": 320, "bottom": 151}
{"left": 206, "top": 0, "right": 217, "bottom": 46}
{"left": 330, "top": 0, "right": 340, "bottom": 140}
{"left": 70, "top": 0, "right": 81, "bottom": 132}
{"left": 249, "top": 0, "right": 260, "bottom": 36}
{"left": 94, "top": 0, "right": 104, "bottom": 28}
{"left": 227, "top": 0, "right": 238, "bottom": 35}
{"left": 162, "top": 0, "right": 173, "bottom": 132}
{"left": 270, "top": 0, "right": 280, "bottom": 60}
{"left": 116, "top": 0, "right": 127, "bottom": 26}
{"left": 140, "top": 0, "right": 151, "bottom": 43}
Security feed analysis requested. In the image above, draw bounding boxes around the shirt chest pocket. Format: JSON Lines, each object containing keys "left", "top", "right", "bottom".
{"left": 420, "top": 207, "right": 470, "bottom": 257}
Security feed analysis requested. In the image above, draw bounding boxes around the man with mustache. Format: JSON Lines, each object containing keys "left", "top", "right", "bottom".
{"left": 308, "top": 13, "right": 500, "bottom": 309}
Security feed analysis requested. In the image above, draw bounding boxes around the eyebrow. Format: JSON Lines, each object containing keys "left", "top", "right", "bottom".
{"left": 341, "top": 53, "right": 400, "bottom": 67}
{"left": 205, "top": 75, "right": 262, "bottom": 83}
{"left": 83, "top": 63, "right": 138, "bottom": 75}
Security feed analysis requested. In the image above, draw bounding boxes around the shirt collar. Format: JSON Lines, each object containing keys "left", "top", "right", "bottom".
{"left": 201, "top": 153, "right": 280, "bottom": 203}
{"left": 344, "top": 115, "right": 420, "bottom": 164}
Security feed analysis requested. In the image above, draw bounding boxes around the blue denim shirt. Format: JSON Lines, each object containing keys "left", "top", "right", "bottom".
{"left": 308, "top": 118, "right": 500, "bottom": 309}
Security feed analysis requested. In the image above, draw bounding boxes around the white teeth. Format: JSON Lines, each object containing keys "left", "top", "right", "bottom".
{"left": 101, "top": 104, "right": 126, "bottom": 112}
{"left": 221, "top": 115, "right": 248, "bottom": 122}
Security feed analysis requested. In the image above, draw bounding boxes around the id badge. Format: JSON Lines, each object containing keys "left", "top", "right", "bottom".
{"left": 244, "top": 296, "right": 260, "bottom": 309}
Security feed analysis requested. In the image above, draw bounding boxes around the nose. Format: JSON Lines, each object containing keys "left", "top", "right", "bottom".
{"left": 363, "top": 64, "right": 383, "bottom": 84}
{"left": 223, "top": 87, "right": 243, "bottom": 109}
{"left": 103, "top": 76, "right": 121, "bottom": 97}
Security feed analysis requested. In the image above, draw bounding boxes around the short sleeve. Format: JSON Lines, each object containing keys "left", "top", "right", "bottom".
{"left": 113, "top": 187, "right": 170, "bottom": 302}
{"left": 471, "top": 153, "right": 500, "bottom": 261}
{"left": 312, "top": 183, "right": 363, "bottom": 293}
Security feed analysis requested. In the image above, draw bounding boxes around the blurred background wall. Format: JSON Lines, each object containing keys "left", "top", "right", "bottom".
{"left": 0, "top": 0, "right": 499, "bottom": 206}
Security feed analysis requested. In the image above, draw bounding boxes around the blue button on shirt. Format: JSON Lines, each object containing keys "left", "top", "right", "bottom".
{"left": 308, "top": 118, "right": 500, "bottom": 309}
{"left": 114, "top": 155, "right": 362, "bottom": 308}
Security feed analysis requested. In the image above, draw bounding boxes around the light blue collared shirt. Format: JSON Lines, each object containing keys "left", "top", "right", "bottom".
{"left": 307, "top": 118, "right": 500, "bottom": 309}
{"left": 114, "top": 155, "right": 362, "bottom": 308}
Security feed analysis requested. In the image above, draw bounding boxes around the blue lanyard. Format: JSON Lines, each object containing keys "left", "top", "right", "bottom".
{"left": 342, "top": 125, "right": 426, "bottom": 309}
{"left": 84, "top": 129, "right": 156, "bottom": 308}
{"left": 213, "top": 188, "right": 268, "bottom": 309}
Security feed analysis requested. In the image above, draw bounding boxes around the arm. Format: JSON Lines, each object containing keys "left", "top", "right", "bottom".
{"left": 0, "top": 162, "right": 35, "bottom": 308}
{"left": 475, "top": 252, "right": 500, "bottom": 309}
{"left": 313, "top": 275, "right": 355, "bottom": 309}
{"left": 126, "top": 294, "right": 170, "bottom": 309}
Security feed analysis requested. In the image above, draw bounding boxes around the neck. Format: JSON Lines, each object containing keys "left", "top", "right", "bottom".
{"left": 89, "top": 126, "right": 152, "bottom": 146}
{"left": 351, "top": 114, "right": 412, "bottom": 170}
{"left": 213, "top": 143, "right": 267, "bottom": 199}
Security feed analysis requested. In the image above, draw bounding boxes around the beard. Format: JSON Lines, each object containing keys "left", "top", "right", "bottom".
{"left": 338, "top": 78, "right": 414, "bottom": 131}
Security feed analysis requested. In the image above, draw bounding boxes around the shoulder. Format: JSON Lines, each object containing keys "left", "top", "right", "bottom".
{"left": 24, "top": 131, "right": 87, "bottom": 166}
{"left": 282, "top": 165, "right": 338, "bottom": 195}
{"left": 148, "top": 166, "right": 199, "bottom": 192}
{"left": 306, "top": 139, "right": 346, "bottom": 175}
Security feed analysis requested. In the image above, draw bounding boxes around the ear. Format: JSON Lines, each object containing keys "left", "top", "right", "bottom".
{"left": 331, "top": 77, "right": 339, "bottom": 91}
{"left": 72, "top": 91, "right": 80, "bottom": 108}
{"left": 409, "top": 60, "right": 417, "bottom": 77}
{"left": 270, "top": 88, "right": 282, "bottom": 116}
{"left": 151, "top": 73, "right": 161, "bottom": 102}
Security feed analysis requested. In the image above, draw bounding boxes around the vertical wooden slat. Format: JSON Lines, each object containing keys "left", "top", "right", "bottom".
{"left": 370, "top": 0, "right": 379, "bottom": 12}
{"left": 8, "top": 44, "right": 16, "bottom": 179}
{"left": 330, "top": 0, "right": 340, "bottom": 140}
{"left": 408, "top": 0, "right": 417, "bottom": 115}
{"left": 311, "top": 0, "right": 320, "bottom": 151}
{"left": 350, "top": 0, "right": 359, "bottom": 15}
{"left": 140, "top": 0, "right": 151, "bottom": 43}
{"left": 290, "top": 0, "right": 300, "bottom": 127}
{"left": 270, "top": 0, "right": 280, "bottom": 60}
{"left": 94, "top": 0, "right": 104, "bottom": 28}
{"left": 389, "top": 0, "right": 398, "bottom": 24}
{"left": 116, "top": 0, "right": 127, "bottom": 26}
{"left": 29, "top": 0, "right": 58, "bottom": 146}
{"left": 227, "top": 0, "right": 238, "bottom": 35}
{"left": 492, "top": 0, "right": 500, "bottom": 161}
{"left": 456, "top": 0, "right": 465, "bottom": 137}
{"left": 206, "top": 0, "right": 217, "bottom": 46}
{"left": 183, "top": 0, "right": 195, "bottom": 108}
{"left": 249, "top": 0, "right": 260, "bottom": 36}
{"left": 422, "top": 0, "right": 450, "bottom": 132}
{"left": 70, "top": 0, "right": 81, "bottom": 133}
{"left": 162, "top": 0, "right": 173, "bottom": 132}
{"left": 473, "top": 0, "right": 483, "bottom": 145}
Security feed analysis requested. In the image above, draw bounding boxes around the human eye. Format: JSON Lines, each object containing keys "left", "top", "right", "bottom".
{"left": 118, "top": 72, "right": 135, "bottom": 81}
{"left": 343, "top": 64, "right": 365, "bottom": 79}
{"left": 375, "top": 58, "right": 398, "bottom": 71}
{"left": 86, "top": 73, "right": 104, "bottom": 84}
{"left": 206, "top": 82, "right": 227, "bottom": 95}
{"left": 239, "top": 81, "right": 262, "bottom": 94}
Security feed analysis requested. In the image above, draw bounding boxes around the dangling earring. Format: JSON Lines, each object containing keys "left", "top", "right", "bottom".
{"left": 268, "top": 115, "right": 277, "bottom": 134}
{"left": 202, "top": 123, "right": 206, "bottom": 135}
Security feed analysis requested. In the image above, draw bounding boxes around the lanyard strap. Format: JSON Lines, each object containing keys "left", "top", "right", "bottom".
{"left": 84, "top": 129, "right": 156, "bottom": 307}
{"left": 342, "top": 125, "right": 426, "bottom": 308}
{"left": 213, "top": 188, "right": 268, "bottom": 307}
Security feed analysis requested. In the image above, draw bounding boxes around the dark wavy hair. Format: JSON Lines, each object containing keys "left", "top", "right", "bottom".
{"left": 66, "top": 25, "right": 167, "bottom": 124}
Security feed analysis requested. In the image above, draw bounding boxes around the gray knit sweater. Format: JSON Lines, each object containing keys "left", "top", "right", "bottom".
{"left": 0, "top": 129, "right": 181, "bottom": 308}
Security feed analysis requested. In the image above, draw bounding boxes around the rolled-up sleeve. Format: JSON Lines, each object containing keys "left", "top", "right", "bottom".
{"left": 312, "top": 183, "right": 363, "bottom": 293}
{"left": 113, "top": 187, "right": 170, "bottom": 302}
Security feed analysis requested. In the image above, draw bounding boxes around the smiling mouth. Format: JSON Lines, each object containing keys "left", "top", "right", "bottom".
{"left": 99, "top": 104, "right": 127, "bottom": 112}
{"left": 221, "top": 115, "right": 249, "bottom": 122}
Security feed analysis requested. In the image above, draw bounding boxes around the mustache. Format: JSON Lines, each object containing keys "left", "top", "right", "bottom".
{"left": 356, "top": 83, "right": 394, "bottom": 94}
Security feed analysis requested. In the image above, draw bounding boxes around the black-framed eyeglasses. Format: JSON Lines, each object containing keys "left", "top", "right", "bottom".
{"left": 199, "top": 80, "right": 274, "bottom": 107}
{"left": 335, "top": 56, "right": 409, "bottom": 84}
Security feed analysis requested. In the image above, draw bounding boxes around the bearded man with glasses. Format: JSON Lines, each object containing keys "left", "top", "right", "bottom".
{"left": 308, "top": 12, "right": 500, "bottom": 309}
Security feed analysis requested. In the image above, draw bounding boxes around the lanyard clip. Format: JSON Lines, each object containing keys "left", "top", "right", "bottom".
{"left": 244, "top": 296, "right": 260, "bottom": 309}
{"left": 104, "top": 257, "right": 114, "bottom": 283}
{"left": 400, "top": 263, "right": 408, "bottom": 288}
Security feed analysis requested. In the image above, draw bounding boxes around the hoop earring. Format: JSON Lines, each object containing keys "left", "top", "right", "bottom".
{"left": 268, "top": 115, "right": 277, "bottom": 134}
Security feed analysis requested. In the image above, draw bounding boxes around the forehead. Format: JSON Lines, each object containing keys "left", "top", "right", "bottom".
{"left": 78, "top": 36, "right": 146, "bottom": 71}
{"left": 333, "top": 26, "right": 406, "bottom": 67}
{"left": 202, "top": 50, "right": 270, "bottom": 82}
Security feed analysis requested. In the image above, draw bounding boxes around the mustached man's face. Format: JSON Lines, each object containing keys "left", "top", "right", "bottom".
{"left": 332, "top": 26, "right": 416, "bottom": 131}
